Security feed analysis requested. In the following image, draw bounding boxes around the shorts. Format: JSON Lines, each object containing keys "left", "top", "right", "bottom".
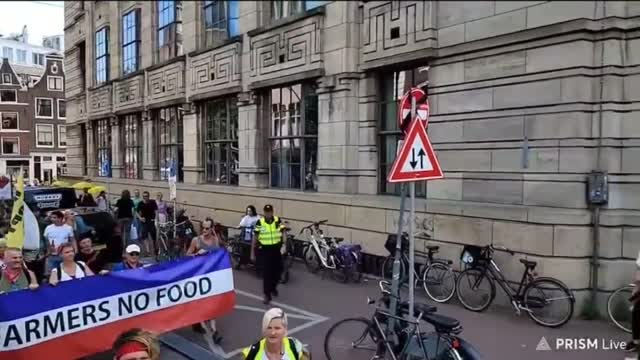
{"left": 46, "top": 255, "right": 62, "bottom": 275}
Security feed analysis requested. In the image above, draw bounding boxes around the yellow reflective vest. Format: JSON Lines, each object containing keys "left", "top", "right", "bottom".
{"left": 242, "top": 337, "right": 303, "bottom": 360}
{"left": 256, "top": 216, "right": 284, "bottom": 246}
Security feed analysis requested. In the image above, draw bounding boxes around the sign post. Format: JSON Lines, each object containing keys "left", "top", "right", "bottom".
{"left": 388, "top": 85, "right": 443, "bottom": 326}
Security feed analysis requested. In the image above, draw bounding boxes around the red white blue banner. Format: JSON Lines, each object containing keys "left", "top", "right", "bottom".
{"left": 0, "top": 250, "right": 235, "bottom": 359}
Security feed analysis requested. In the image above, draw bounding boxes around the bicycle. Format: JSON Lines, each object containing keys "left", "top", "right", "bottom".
{"left": 608, "top": 283, "right": 635, "bottom": 333}
{"left": 155, "top": 220, "right": 186, "bottom": 262}
{"left": 381, "top": 232, "right": 457, "bottom": 303}
{"left": 456, "top": 244, "right": 575, "bottom": 327}
{"left": 324, "top": 280, "right": 482, "bottom": 360}
{"left": 300, "top": 220, "right": 362, "bottom": 283}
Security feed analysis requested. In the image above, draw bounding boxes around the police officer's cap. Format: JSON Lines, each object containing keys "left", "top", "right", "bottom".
{"left": 264, "top": 204, "right": 274, "bottom": 212}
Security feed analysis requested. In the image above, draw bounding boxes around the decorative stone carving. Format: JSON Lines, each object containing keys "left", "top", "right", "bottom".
{"left": 113, "top": 74, "right": 144, "bottom": 112}
{"left": 189, "top": 41, "right": 242, "bottom": 97}
{"left": 67, "top": 94, "right": 87, "bottom": 124}
{"left": 249, "top": 12, "right": 324, "bottom": 85}
{"left": 88, "top": 85, "right": 112, "bottom": 118}
{"left": 147, "top": 59, "right": 186, "bottom": 106}
{"left": 361, "top": 1, "right": 437, "bottom": 69}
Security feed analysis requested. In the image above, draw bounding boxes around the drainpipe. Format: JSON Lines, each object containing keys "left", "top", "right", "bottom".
{"left": 589, "top": 0, "right": 607, "bottom": 312}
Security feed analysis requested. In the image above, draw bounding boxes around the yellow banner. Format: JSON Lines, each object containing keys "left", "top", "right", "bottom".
{"left": 6, "top": 172, "right": 25, "bottom": 249}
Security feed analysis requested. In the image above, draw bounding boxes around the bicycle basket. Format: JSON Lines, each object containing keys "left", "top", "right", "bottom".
{"left": 460, "top": 245, "right": 485, "bottom": 267}
{"left": 384, "top": 234, "right": 409, "bottom": 254}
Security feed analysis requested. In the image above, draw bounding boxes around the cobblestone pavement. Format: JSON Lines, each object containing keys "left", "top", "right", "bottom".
{"left": 91, "top": 261, "right": 629, "bottom": 360}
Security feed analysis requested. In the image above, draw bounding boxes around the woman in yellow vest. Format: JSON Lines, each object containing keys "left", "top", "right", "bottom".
{"left": 242, "top": 308, "right": 310, "bottom": 360}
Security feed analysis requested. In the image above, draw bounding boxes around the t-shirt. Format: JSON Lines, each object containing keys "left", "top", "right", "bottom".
{"left": 116, "top": 198, "right": 134, "bottom": 219}
{"left": 51, "top": 261, "right": 87, "bottom": 282}
{"left": 44, "top": 224, "right": 74, "bottom": 250}
{"left": 137, "top": 200, "right": 158, "bottom": 221}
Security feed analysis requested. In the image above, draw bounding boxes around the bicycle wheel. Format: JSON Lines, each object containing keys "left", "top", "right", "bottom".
{"left": 381, "top": 255, "right": 406, "bottom": 283}
{"left": 523, "top": 277, "right": 575, "bottom": 328}
{"left": 608, "top": 285, "right": 634, "bottom": 333}
{"left": 422, "top": 262, "right": 456, "bottom": 303}
{"left": 455, "top": 267, "right": 495, "bottom": 312}
{"left": 324, "top": 318, "right": 385, "bottom": 360}
{"left": 304, "top": 245, "right": 323, "bottom": 273}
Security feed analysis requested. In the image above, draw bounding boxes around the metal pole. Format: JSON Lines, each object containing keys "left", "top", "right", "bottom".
{"left": 408, "top": 94, "right": 417, "bottom": 321}
{"left": 388, "top": 183, "right": 407, "bottom": 332}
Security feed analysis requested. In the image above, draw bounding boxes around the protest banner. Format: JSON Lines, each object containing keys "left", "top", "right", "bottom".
{"left": 0, "top": 250, "right": 235, "bottom": 360}
{"left": 6, "top": 171, "right": 24, "bottom": 249}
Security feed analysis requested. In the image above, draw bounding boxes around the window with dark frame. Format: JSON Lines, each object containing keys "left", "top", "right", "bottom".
{"left": 1, "top": 113, "right": 18, "bottom": 130}
{"left": 269, "top": 83, "right": 318, "bottom": 191}
{"left": 48, "top": 76, "right": 63, "bottom": 91}
{"left": 2, "top": 138, "right": 18, "bottom": 155}
{"left": 2, "top": 74, "right": 11, "bottom": 84}
{"left": 122, "top": 114, "right": 142, "bottom": 179}
{"left": 378, "top": 67, "right": 428, "bottom": 197}
{"left": 95, "top": 28, "right": 110, "bottom": 85}
{"left": 36, "top": 124, "right": 54, "bottom": 147}
{"left": 95, "top": 119, "right": 112, "bottom": 177}
{"left": 122, "top": 9, "right": 140, "bottom": 75}
{"left": 36, "top": 98, "right": 53, "bottom": 118}
{"left": 58, "top": 125, "right": 67, "bottom": 147}
{"left": 0, "top": 90, "right": 17, "bottom": 102}
{"left": 202, "top": 1, "right": 240, "bottom": 47}
{"left": 271, "top": 0, "right": 328, "bottom": 20}
{"left": 157, "top": 0, "right": 178, "bottom": 63}
{"left": 156, "top": 106, "right": 183, "bottom": 181}
{"left": 58, "top": 100, "right": 66, "bottom": 118}
{"left": 203, "top": 97, "right": 238, "bottom": 185}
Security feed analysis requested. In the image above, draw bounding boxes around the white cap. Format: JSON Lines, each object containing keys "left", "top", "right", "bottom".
{"left": 125, "top": 244, "right": 141, "bottom": 254}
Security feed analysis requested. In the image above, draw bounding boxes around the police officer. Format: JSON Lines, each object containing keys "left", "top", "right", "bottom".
{"left": 251, "top": 204, "right": 286, "bottom": 304}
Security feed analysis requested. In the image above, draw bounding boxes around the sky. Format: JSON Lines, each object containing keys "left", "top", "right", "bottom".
{"left": 0, "top": 1, "right": 64, "bottom": 46}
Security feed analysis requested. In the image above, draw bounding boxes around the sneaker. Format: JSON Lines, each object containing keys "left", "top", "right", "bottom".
{"left": 625, "top": 341, "right": 637, "bottom": 352}
{"left": 212, "top": 331, "right": 223, "bottom": 345}
{"left": 263, "top": 294, "right": 271, "bottom": 305}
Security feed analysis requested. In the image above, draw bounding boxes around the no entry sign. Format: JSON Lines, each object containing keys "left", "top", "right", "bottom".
{"left": 398, "top": 88, "right": 426, "bottom": 133}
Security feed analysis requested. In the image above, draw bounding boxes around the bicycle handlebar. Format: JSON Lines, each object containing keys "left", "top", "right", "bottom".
{"left": 490, "top": 244, "right": 515, "bottom": 256}
{"left": 299, "top": 220, "right": 328, "bottom": 234}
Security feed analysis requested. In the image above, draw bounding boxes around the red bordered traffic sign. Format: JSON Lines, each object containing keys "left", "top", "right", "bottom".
{"left": 387, "top": 118, "right": 443, "bottom": 183}
{"left": 398, "top": 88, "right": 426, "bottom": 132}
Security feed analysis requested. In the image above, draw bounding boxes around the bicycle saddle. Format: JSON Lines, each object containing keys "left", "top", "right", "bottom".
{"left": 426, "top": 245, "right": 439, "bottom": 252}
{"left": 422, "top": 313, "right": 461, "bottom": 333}
{"left": 519, "top": 259, "right": 537, "bottom": 268}
{"left": 334, "top": 237, "right": 344, "bottom": 244}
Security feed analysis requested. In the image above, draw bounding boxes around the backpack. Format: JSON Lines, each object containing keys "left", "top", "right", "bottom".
{"left": 245, "top": 337, "right": 300, "bottom": 360}
{"left": 56, "top": 261, "right": 86, "bottom": 282}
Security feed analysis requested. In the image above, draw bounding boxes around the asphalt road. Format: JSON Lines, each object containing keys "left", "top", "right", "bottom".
{"left": 91, "top": 261, "right": 629, "bottom": 360}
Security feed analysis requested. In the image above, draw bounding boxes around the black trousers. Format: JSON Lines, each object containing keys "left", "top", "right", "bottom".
{"left": 259, "top": 244, "right": 282, "bottom": 296}
{"left": 633, "top": 301, "right": 640, "bottom": 340}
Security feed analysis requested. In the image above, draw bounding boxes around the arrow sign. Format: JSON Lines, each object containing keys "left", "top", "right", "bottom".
{"left": 387, "top": 118, "right": 443, "bottom": 183}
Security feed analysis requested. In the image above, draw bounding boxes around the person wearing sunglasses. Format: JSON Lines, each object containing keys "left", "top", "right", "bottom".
{"left": 112, "top": 244, "right": 146, "bottom": 272}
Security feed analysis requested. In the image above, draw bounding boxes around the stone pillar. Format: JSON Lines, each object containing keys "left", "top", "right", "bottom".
{"left": 237, "top": 91, "right": 268, "bottom": 188}
{"left": 110, "top": 116, "right": 123, "bottom": 178}
{"left": 315, "top": 74, "right": 361, "bottom": 194}
{"left": 86, "top": 122, "right": 97, "bottom": 177}
{"left": 142, "top": 111, "right": 159, "bottom": 181}
{"left": 183, "top": 103, "right": 203, "bottom": 184}
{"left": 357, "top": 73, "right": 379, "bottom": 195}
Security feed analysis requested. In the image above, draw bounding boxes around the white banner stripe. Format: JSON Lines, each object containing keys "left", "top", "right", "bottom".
{"left": 0, "top": 268, "right": 234, "bottom": 351}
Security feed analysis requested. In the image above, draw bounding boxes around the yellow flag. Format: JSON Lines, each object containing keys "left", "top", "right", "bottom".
{"left": 6, "top": 171, "right": 25, "bottom": 249}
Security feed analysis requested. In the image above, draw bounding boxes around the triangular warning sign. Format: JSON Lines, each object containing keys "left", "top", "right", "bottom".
{"left": 387, "top": 118, "right": 443, "bottom": 183}
{"left": 536, "top": 337, "right": 552, "bottom": 351}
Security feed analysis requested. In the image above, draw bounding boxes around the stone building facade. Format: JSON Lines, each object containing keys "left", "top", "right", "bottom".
{"left": 64, "top": 1, "right": 640, "bottom": 313}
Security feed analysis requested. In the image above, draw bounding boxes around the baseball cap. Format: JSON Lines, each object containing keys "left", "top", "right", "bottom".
{"left": 264, "top": 204, "right": 274, "bottom": 212}
{"left": 125, "top": 244, "right": 141, "bottom": 254}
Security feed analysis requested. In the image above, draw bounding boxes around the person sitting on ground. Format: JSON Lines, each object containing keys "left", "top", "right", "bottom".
{"left": 49, "top": 242, "right": 93, "bottom": 285}
{"left": 112, "top": 328, "right": 161, "bottom": 360}
{"left": 242, "top": 307, "right": 309, "bottom": 360}
{"left": 75, "top": 237, "right": 109, "bottom": 274}
{"left": 0, "top": 248, "right": 39, "bottom": 293}
{"left": 112, "top": 244, "right": 147, "bottom": 272}
{"left": 44, "top": 210, "right": 76, "bottom": 275}
{"left": 186, "top": 218, "right": 223, "bottom": 344}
